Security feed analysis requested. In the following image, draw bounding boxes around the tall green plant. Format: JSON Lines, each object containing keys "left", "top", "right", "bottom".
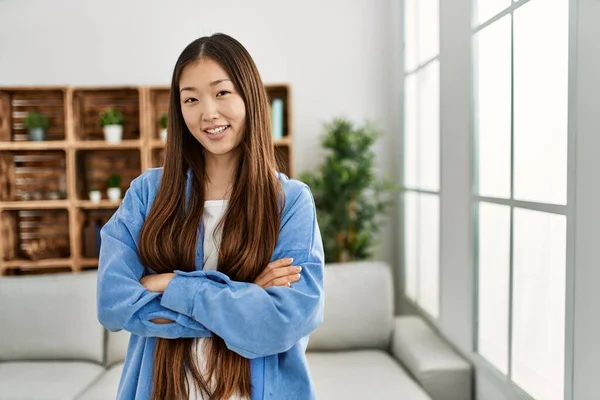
{"left": 300, "top": 118, "right": 395, "bottom": 263}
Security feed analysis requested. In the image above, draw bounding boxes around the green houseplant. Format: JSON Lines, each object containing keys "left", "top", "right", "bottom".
{"left": 300, "top": 118, "right": 395, "bottom": 263}
{"left": 99, "top": 108, "right": 124, "bottom": 144}
{"left": 24, "top": 111, "right": 50, "bottom": 141}
{"left": 159, "top": 113, "right": 168, "bottom": 142}
{"left": 106, "top": 174, "right": 122, "bottom": 202}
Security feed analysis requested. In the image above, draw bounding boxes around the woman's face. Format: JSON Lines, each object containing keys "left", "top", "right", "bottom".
{"left": 179, "top": 58, "right": 246, "bottom": 158}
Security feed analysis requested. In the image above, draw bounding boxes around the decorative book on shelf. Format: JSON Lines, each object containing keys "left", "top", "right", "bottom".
{"left": 0, "top": 84, "right": 293, "bottom": 276}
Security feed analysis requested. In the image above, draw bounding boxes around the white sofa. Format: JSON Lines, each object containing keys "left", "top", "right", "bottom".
{"left": 0, "top": 261, "right": 470, "bottom": 400}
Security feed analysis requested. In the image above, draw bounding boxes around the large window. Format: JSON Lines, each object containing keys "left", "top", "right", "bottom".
{"left": 403, "top": 0, "right": 440, "bottom": 318}
{"left": 473, "top": 0, "right": 569, "bottom": 399}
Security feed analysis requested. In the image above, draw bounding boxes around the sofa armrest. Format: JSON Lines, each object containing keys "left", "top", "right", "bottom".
{"left": 391, "top": 316, "right": 472, "bottom": 400}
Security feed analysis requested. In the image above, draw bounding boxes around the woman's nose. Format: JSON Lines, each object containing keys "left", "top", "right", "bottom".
{"left": 201, "top": 99, "right": 219, "bottom": 121}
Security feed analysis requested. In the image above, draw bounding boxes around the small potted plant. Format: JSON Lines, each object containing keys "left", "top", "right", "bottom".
{"left": 159, "top": 113, "right": 168, "bottom": 142}
{"left": 89, "top": 187, "right": 102, "bottom": 203}
{"left": 106, "top": 174, "right": 122, "bottom": 202}
{"left": 99, "top": 108, "right": 124, "bottom": 144}
{"left": 24, "top": 111, "right": 50, "bottom": 141}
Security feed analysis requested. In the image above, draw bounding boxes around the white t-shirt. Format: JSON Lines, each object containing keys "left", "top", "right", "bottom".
{"left": 187, "top": 200, "right": 248, "bottom": 400}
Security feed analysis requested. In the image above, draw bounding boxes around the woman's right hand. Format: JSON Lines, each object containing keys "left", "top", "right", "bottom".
{"left": 254, "top": 258, "right": 302, "bottom": 289}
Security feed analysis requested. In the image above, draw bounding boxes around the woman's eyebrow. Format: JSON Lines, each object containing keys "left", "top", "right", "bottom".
{"left": 180, "top": 79, "right": 231, "bottom": 93}
{"left": 210, "top": 78, "right": 231, "bottom": 86}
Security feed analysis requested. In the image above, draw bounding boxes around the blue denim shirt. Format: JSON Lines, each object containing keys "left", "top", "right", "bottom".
{"left": 96, "top": 167, "right": 325, "bottom": 400}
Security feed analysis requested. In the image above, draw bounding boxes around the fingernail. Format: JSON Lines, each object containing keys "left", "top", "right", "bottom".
{"left": 288, "top": 258, "right": 294, "bottom": 263}
{"left": 295, "top": 266, "right": 302, "bottom": 272}
{"left": 296, "top": 274, "right": 301, "bottom": 279}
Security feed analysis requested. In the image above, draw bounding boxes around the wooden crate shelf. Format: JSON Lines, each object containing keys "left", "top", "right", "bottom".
{"left": 147, "top": 87, "right": 170, "bottom": 141}
{"left": 1, "top": 209, "right": 71, "bottom": 263}
{"left": 73, "top": 88, "right": 142, "bottom": 141}
{"left": 275, "top": 146, "right": 291, "bottom": 177}
{"left": 1, "top": 259, "right": 73, "bottom": 276}
{"left": 73, "top": 140, "right": 142, "bottom": 150}
{"left": 0, "top": 150, "right": 67, "bottom": 202}
{"left": 0, "top": 200, "right": 70, "bottom": 210}
{"left": 76, "top": 200, "right": 122, "bottom": 209}
{"left": 0, "top": 141, "right": 69, "bottom": 151}
{"left": 79, "top": 209, "right": 116, "bottom": 259}
{"left": 0, "top": 84, "right": 293, "bottom": 275}
{"left": 0, "top": 88, "right": 67, "bottom": 142}
{"left": 75, "top": 149, "right": 141, "bottom": 201}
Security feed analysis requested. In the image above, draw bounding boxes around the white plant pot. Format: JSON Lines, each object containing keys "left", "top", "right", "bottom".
{"left": 103, "top": 125, "right": 123, "bottom": 144}
{"left": 160, "top": 128, "right": 167, "bottom": 142}
{"left": 107, "top": 187, "right": 122, "bottom": 202}
{"left": 89, "top": 190, "right": 102, "bottom": 203}
{"left": 28, "top": 127, "right": 46, "bottom": 141}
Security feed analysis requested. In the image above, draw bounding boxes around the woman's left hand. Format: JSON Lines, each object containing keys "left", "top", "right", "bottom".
{"left": 140, "top": 273, "right": 176, "bottom": 293}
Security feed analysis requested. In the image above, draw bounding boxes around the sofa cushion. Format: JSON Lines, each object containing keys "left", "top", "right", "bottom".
{"left": 0, "top": 361, "right": 105, "bottom": 400}
{"left": 0, "top": 271, "right": 104, "bottom": 363}
{"left": 76, "top": 363, "right": 123, "bottom": 400}
{"left": 307, "top": 350, "right": 431, "bottom": 400}
{"left": 106, "top": 330, "right": 130, "bottom": 366}
{"left": 392, "top": 316, "right": 472, "bottom": 400}
{"left": 307, "top": 261, "right": 393, "bottom": 351}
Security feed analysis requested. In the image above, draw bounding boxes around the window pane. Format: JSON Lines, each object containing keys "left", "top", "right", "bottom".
{"left": 418, "top": 193, "right": 439, "bottom": 317}
{"left": 418, "top": 60, "right": 440, "bottom": 192}
{"left": 475, "top": 16, "right": 512, "bottom": 199}
{"left": 404, "top": 0, "right": 418, "bottom": 72}
{"left": 477, "top": 202, "right": 511, "bottom": 375}
{"left": 404, "top": 191, "right": 419, "bottom": 301}
{"left": 474, "top": 0, "right": 511, "bottom": 26}
{"left": 512, "top": 208, "right": 566, "bottom": 400}
{"left": 404, "top": 74, "right": 419, "bottom": 188}
{"left": 513, "top": 0, "right": 569, "bottom": 205}
{"left": 417, "top": 0, "right": 439, "bottom": 64}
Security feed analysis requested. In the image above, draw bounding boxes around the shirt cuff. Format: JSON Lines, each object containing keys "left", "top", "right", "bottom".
{"left": 160, "top": 274, "right": 200, "bottom": 317}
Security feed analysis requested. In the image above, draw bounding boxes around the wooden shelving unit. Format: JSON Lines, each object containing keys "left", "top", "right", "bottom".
{"left": 0, "top": 84, "right": 293, "bottom": 275}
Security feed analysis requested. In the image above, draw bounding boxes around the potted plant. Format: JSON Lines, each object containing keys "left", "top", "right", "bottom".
{"left": 24, "top": 111, "right": 50, "bottom": 141}
{"left": 99, "top": 108, "right": 124, "bottom": 143}
{"left": 89, "top": 187, "right": 102, "bottom": 203}
{"left": 159, "top": 113, "right": 168, "bottom": 142}
{"left": 299, "top": 117, "right": 396, "bottom": 263}
{"left": 106, "top": 174, "right": 122, "bottom": 202}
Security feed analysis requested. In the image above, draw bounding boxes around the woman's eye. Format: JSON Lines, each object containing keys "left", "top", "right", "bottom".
{"left": 184, "top": 98, "right": 197, "bottom": 103}
{"left": 216, "top": 91, "right": 230, "bottom": 97}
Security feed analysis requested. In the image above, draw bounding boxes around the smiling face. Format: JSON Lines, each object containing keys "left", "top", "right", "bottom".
{"left": 179, "top": 58, "right": 246, "bottom": 159}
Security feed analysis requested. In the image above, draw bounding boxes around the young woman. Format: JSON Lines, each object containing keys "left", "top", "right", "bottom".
{"left": 96, "top": 33, "right": 324, "bottom": 400}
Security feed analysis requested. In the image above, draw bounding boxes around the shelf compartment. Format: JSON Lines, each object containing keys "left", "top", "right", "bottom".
{"left": 0, "top": 88, "right": 67, "bottom": 142}
{"left": 75, "top": 149, "right": 141, "bottom": 200}
{"left": 79, "top": 209, "right": 115, "bottom": 259}
{"left": 266, "top": 85, "right": 290, "bottom": 140}
{"left": 1, "top": 209, "right": 70, "bottom": 262}
{"left": 0, "top": 150, "right": 67, "bottom": 202}
{"left": 148, "top": 87, "right": 170, "bottom": 141}
{"left": 73, "top": 88, "right": 141, "bottom": 141}
{"left": 275, "top": 145, "right": 291, "bottom": 177}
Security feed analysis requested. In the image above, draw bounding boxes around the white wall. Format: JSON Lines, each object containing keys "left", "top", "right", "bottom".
{"left": 0, "top": 0, "right": 399, "bottom": 266}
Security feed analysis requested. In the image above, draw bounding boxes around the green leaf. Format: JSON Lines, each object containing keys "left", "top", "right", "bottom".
{"left": 99, "top": 108, "right": 124, "bottom": 127}
{"left": 24, "top": 111, "right": 50, "bottom": 129}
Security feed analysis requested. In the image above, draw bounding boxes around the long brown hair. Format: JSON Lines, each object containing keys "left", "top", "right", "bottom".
{"left": 139, "top": 33, "right": 283, "bottom": 400}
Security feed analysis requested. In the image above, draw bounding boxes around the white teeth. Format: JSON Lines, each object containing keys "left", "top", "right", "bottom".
{"left": 206, "top": 126, "right": 228, "bottom": 134}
